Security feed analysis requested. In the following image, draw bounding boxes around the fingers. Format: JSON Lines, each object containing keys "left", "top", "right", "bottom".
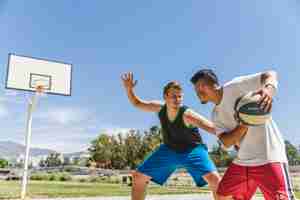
{"left": 258, "top": 91, "right": 273, "bottom": 113}
{"left": 121, "top": 72, "right": 132, "bottom": 81}
{"left": 264, "top": 99, "right": 272, "bottom": 113}
{"left": 129, "top": 72, "right": 133, "bottom": 82}
{"left": 121, "top": 73, "right": 127, "bottom": 81}
{"left": 258, "top": 91, "right": 266, "bottom": 105}
{"left": 121, "top": 72, "right": 137, "bottom": 88}
{"left": 259, "top": 93, "right": 268, "bottom": 108}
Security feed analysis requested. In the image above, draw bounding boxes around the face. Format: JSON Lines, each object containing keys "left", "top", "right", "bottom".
{"left": 194, "top": 80, "right": 212, "bottom": 104}
{"left": 164, "top": 88, "right": 183, "bottom": 109}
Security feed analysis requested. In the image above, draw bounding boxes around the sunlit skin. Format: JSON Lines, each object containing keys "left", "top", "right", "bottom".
{"left": 122, "top": 72, "right": 221, "bottom": 200}
{"left": 193, "top": 80, "right": 222, "bottom": 105}
{"left": 164, "top": 88, "right": 183, "bottom": 111}
{"left": 193, "top": 72, "right": 276, "bottom": 111}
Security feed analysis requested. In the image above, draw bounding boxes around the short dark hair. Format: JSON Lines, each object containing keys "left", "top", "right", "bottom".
{"left": 190, "top": 69, "right": 219, "bottom": 85}
{"left": 163, "top": 81, "right": 182, "bottom": 96}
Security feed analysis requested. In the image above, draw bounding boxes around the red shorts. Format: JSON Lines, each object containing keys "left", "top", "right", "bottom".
{"left": 217, "top": 162, "right": 296, "bottom": 200}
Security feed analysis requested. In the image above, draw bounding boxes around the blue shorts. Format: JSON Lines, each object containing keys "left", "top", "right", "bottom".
{"left": 137, "top": 144, "right": 217, "bottom": 187}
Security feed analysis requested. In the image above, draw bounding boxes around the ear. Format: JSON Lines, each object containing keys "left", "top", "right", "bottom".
{"left": 163, "top": 93, "right": 167, "bottom": 100}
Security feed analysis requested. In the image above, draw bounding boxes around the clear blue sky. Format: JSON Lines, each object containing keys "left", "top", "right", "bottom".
{"left": 0, "top": 0, "right": 299, "bottom": 153}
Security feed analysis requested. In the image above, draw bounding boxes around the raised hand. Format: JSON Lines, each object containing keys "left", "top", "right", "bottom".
{"left": 121, "top": 72, "right": 138, "bottom": 90}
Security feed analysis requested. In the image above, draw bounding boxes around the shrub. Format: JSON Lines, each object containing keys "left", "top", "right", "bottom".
{"left": 30, "top": 173, "right": 50, "bottom": 181}
{"left": 89, "top": 177, "right": 102, "bottom": 183}
{"left": 49, "top": 173, "right": 57, "bottom": 181}
{"left": 79, "top": 178, "right": 87, "bottom": 183}
{"left": 59, "top": 172, "right": 72, "bottom": 181}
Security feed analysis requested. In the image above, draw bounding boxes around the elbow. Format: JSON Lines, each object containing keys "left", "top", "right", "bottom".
{"left": 132, "top": 101, "right": 141, "bottom": 108}
{"left": 222, "top": 142, "right": 232, "bottom": 149}
{"left": 219, "top": 136, "right": 232, "bottom": 148}
{"left": 264, "top": 70, "right": 277, "bottom": 80}
{"left": 267, "top": 70, "right": 277, "bottom": 77}
{"left": 132, "top": 100, "right": 144, "bottom": 110}
{"left": 261, "top": 70, "right": 278, "bottom": 88}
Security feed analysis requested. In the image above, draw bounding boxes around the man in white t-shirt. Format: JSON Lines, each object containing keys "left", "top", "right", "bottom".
{"left": 190, "top": 69, "right": 296, "bottom": 200}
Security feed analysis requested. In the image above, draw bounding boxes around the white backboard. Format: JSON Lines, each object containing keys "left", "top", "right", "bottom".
{"left": 6, "top": 54, "right": 72, "bottom": 96}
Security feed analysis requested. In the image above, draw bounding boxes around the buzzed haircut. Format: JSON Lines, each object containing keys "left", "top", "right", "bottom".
{"left": 190, "top": 69, "right": 219, "bottom": 86}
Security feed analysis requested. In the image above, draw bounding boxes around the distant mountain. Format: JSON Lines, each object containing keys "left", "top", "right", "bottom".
{"left": 63, "top": 151, "right": 88, "bottom": 158}
{"left": 0, "top": 141, "right": 56, "bottom": 160}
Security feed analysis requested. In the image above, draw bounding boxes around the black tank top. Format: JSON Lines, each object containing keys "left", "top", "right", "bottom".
{"left": 158, "top": 105, "right": 203, "bottom": 153}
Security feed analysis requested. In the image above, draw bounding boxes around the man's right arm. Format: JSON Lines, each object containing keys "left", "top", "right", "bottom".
{"left": 218, "top": 125, "right": 248, "bottom": 148}
{"left": 122, "top": 72, "right": 162, "bottom": 112}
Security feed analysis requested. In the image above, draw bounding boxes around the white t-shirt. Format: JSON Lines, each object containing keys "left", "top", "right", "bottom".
{"left": 212, "top": 73, "right": 288, "bottom": 166}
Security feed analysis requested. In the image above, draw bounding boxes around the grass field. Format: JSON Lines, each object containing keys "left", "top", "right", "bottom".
{"left": 0, "top": 181, "right": 210, "bottom": 199}
{"left": 0, "top": 180, "right": 298, "bottom": 199}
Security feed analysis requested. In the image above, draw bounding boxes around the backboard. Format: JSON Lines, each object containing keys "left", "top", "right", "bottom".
{"left": 5, "top": 54, "right": 72, "bottom": 96}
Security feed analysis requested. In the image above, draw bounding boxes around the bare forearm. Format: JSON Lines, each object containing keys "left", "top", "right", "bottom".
{"left": 126, "top": 88, "right": 142, "bottom": 107}
{"left": 219, "top": 125, "right": 248, "bottom": 148}
{"left": 199, "top": 120, "right": 215, "bottom": 134}
{"left": 183, "top": 110, "right": 216, "bottom": 135}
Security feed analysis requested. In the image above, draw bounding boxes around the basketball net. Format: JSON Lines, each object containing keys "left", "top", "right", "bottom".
{"left": 36, "top": 85, "right": 45, "bottom": 95}
{"left": 34, "top": 83, "right": 47, "bottom": 98}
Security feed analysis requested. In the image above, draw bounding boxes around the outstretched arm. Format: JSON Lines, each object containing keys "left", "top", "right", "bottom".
{"left": 218, "top": 125, "right": 248, "bottom": 148}
{"left": 183, "top": 109, "right": 216, "bottom": 134}
{"left": 121, "top": 72, "right": 162, "bottom": 112}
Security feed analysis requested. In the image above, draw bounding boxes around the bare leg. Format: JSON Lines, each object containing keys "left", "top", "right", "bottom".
{"left": 131, "top": 171, "right": 151, "bottom": 200}
{"left": 202, "top": 171, "right": 222, "bottom": 200}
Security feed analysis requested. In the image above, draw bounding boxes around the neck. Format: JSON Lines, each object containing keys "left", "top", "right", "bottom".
{"left": 211, "top": 87, "right": 223, "bottom": 105}
{"left": 166, "top": 105, "right": 180, "bottom": 118}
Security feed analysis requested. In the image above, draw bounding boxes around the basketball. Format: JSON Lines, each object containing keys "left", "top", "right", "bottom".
{"left": 234, "top": 92, "right": 271, "bottom": 126}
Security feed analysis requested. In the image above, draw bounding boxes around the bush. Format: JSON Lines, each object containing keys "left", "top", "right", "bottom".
{"left": 79, "top": 178, "right": 87, "bottom": 183}
{"left": 49, "top": 173, "right": 57, "bottom": 181}
{"left": 30, "top": 173, "right": 50, "bottom": 181}
{"left": 59, "top": 172, "right": 72, "bottom": 181}
{"left": 63, "top": 166, "right": 74, "bottom": 172}
{"left": 107, "top": 176, "right": 121, "bottom": 184}
{"left": 89, "top": 177, "right": 102, "bottom": 183}
{"left": 30, "top": 172, "right": 72, "bottom": 181}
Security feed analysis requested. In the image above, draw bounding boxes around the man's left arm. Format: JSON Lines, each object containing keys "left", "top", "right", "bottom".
{"left": 234, "top": 70, "right": 278, "bottom": 113}
{"left": 183, "top": 109, "right": 216, "bottom": 135}
{"left": 258, "top": 70, "right": 278, "bottom": 112}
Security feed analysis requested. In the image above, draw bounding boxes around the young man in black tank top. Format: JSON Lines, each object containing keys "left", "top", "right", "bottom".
{"left": 122, "top": 72, "right": 220, "bottom": 200}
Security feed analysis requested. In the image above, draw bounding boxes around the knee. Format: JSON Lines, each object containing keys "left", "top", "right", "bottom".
{"left": 131, "top": 171, "right": 150, "bottom": 185}
{"left": 204, "top": 172, "right": 221, "bottom": 191}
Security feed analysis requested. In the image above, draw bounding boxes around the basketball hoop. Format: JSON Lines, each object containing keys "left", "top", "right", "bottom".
{"left": 5, "top": 54, "right": 72, "bottom": 200}
{"left": 35, "top": 84, "right": 47, "bottom": 98}
{"left": 36, "top": 85, "right": 44, "bottom": 93}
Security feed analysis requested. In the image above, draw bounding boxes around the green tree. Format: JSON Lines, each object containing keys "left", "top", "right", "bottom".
{"left": 209, "top": 141, "right": 234, "bottom": 167}
{"left": 88, "top": 126, "right": 163, "bottom": 170}
{"left": 110, "top": 134, "right": 127, "bottom": 169}
{"left": 89, "top": 134, "right": 113, "bottom": 167}
{"left": 0, "top": 158, "right": 8, "bottom": 168}
{"left": 45, "top": 153, "right": 62, "bottom": 167}
{"left": 124, "top": 130, "right": 144, "bottom": 169}
{"left": 144, "top": 126, "right": 162, "bottom": 151}
{"left": 39, "top": 159, "right": 46, "bottom": 168}
{"left": 285, "top": 140, "right": 300, "bottom": 165}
